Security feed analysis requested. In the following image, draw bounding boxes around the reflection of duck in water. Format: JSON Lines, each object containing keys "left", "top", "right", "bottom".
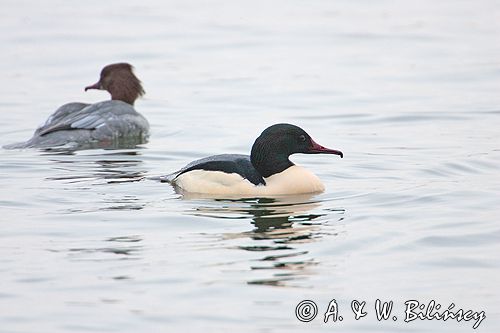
{"left": 4, "top": 63, "right": 149, "bottom": 150}
{"left": 46, "top": 151, "right": 146, "bottom": 185}
{"left": 163, "top": 124, "right": 343, "bottom": 196}
{"left": 188, "top": 195, "right": 341, "bottom": 287}
{"left": 187, "top": 193, "right": 320, "bottom": 220}
{"left": 188, "top": 194, "right": 324, "bottom": 241}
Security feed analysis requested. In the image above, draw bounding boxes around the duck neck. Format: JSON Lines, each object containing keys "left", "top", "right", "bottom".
{"left": 250, "top": 142, "right": 294, "bottom": 178}
{"left": 111, "top": 92, "right": 136, "bottom": 105}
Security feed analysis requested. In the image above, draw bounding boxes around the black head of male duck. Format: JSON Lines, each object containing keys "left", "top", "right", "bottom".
{"left": 168, "top": 123, "right": 343, "bottom": 196}
{"left": 85, "top": 62, "right": 145, "bottom": 105}
{"left": 251, "top": 123, "right": 343, "bottom": 178}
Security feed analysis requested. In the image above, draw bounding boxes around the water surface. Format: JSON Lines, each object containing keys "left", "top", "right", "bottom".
{"left": 1, "top": 0, "right": 499, "bottom": 332}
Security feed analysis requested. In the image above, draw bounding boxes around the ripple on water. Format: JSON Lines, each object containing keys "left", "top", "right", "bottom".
{"left": 174, "top": 195, "right": 345, "bottom": 287}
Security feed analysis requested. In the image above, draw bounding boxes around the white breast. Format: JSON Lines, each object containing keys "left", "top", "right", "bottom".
{"left": 172, "top": 165, "right": 325, "bottom": 196}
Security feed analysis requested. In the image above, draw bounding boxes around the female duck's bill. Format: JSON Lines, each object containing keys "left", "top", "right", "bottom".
{"left": 165, "top": 123, "right": 343, "bottom": 196}
{"left": 3, "top": 63, "right": 149, "bottom": 150}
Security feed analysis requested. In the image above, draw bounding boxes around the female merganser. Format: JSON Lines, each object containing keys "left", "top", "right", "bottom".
{"left": 4, "top": 63, "right": 149, "bottom": 150}
{"left": 164, "top": 123, "right": 343, "bottom": 196}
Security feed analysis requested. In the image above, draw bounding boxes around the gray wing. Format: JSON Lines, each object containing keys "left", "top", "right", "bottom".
{"left": 5, "top": 100, "right": 149, "bottom": 150}
{"left": 35, "top": 102, "right": 89, "bottom": 135}
{"left": 36, "top": 100, "right": 146, "bottom": 137}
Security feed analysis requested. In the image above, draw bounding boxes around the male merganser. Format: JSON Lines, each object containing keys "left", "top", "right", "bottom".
{"left": 4, "top": 63, "right": 149, "bottom": 150}
{"left": 164, "top": 123, "right": 343, "bottom": 196}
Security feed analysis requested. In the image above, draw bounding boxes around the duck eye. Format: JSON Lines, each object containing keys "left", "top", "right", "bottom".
{"left": 299, "top": 134, "right": 306, "bottom": 142}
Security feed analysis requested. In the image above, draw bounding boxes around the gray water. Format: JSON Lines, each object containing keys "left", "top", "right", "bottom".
{"left": 1, "top": 1, "right": 499, "bottom": 332}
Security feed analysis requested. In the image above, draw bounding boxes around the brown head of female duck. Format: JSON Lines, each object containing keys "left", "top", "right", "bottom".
{"left": 85, "top": 63, "right": 145, "bottom": 105}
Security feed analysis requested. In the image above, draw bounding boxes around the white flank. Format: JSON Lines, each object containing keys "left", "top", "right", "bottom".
{"left": 173, "top": 165, "right": 325, "bottom": 195}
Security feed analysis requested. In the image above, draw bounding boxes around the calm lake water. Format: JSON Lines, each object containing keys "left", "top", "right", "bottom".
{"left": 1, "top": 0, "right": 499, "bottom": 332}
